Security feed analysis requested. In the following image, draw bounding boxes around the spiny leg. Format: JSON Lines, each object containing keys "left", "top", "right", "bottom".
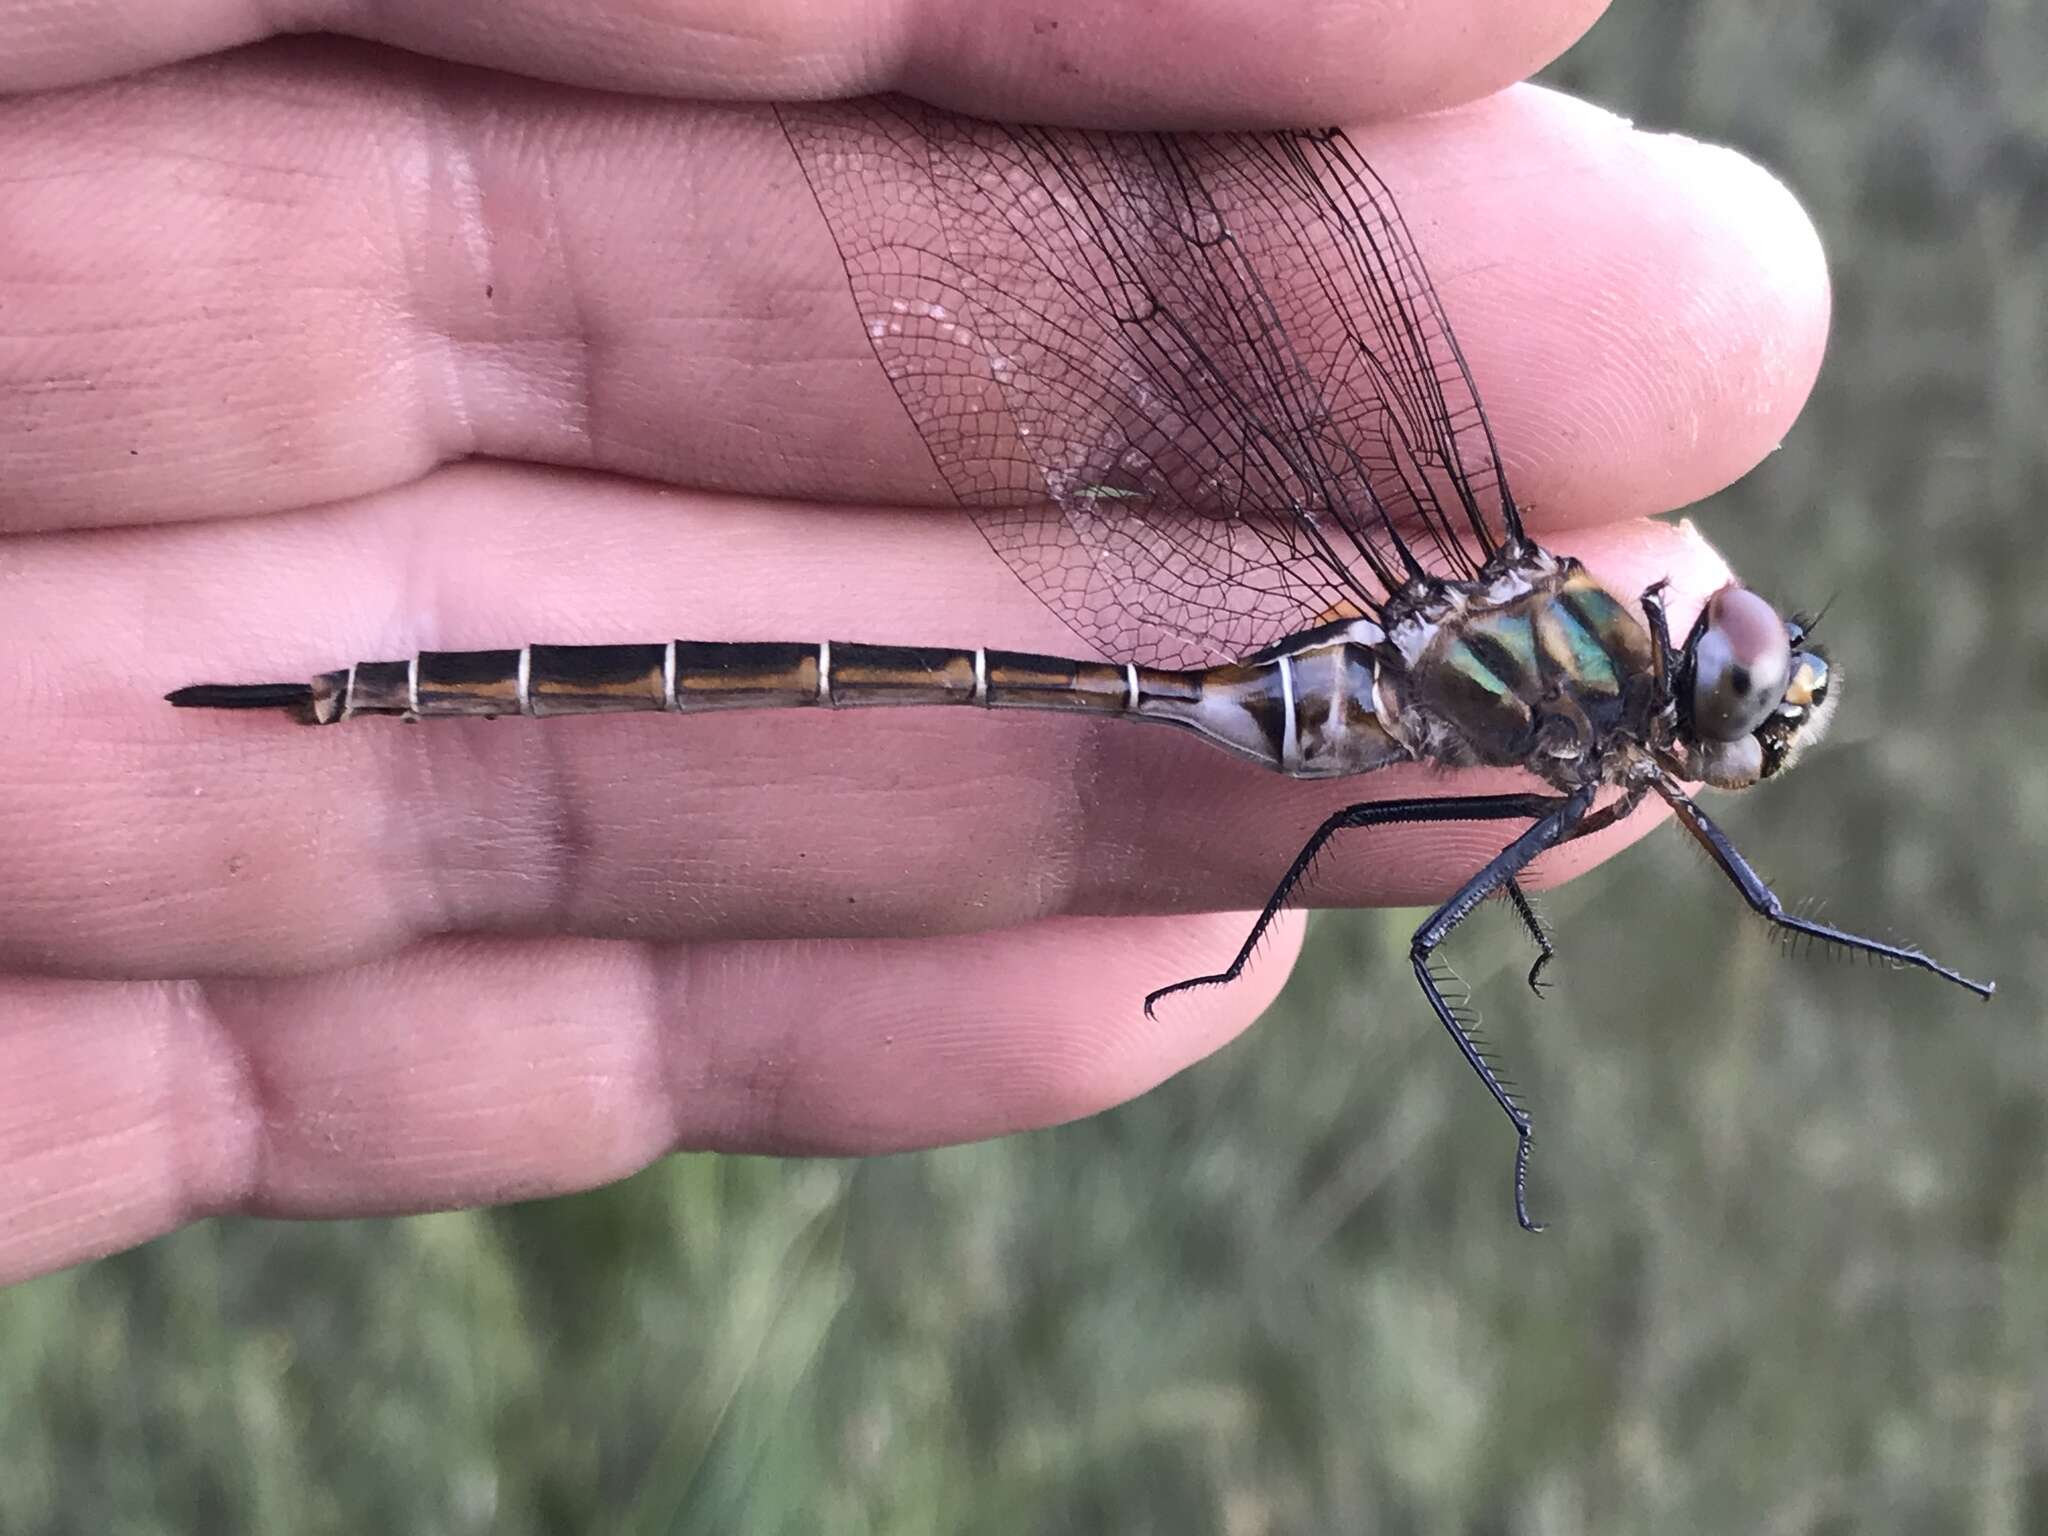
{"left": 1502, "top": 878, "right": 1555, "bottom": 997}
{"left": 1653, "top": 778, "right": 1994, "bottom": 998}
{"left": 1407, "top": 785, "right": 1596, "bottom": 1232}
{"left": 1147, "top": 788, "right": 1589, "bottom": 1233}
{"left": 1499, "top": 781, "right": 1652, "bottom": 1002}
{"left": 1144, "top": 791, "right": 1567, "bottom": 1018}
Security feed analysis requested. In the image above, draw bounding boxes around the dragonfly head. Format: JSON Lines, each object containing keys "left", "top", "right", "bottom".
{"left": 1675, "top": 584, "right": 1838, "bottom": 789}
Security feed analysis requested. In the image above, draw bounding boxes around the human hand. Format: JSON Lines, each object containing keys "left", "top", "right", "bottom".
{"left": 0, "top": 0, "right": 1826, "bottom": 1281}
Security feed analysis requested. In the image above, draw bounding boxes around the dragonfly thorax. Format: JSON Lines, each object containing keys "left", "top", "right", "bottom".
{"left": 1369, "top": 554, "right": 1663, "bottom": 792}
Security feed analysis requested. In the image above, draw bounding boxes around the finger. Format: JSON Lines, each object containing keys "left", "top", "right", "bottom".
{"left": 0, "top": 464, "right": 1728, "bottom": 976}
{"left": 1, "top": 0, "right": 1606, "bottom": 126}
{"left": 0, "top": 65, "right": 1825, "bottom": 536}
{"left": 0, "top": 913, "right": 1295, "bottom": 1282}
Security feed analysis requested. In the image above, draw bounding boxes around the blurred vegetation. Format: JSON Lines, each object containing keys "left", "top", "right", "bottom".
{"left": 6, "top": 4, "right": 2045, "bottom": 1531}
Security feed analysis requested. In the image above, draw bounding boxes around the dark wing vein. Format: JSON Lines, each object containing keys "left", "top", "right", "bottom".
{"left": 777, "top": 97, "right": 1526, "bottom": 668}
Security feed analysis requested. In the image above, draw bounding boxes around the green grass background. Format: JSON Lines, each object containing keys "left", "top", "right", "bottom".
{"left": 7, "top": 4, "right": 2046, "bottom": 1530}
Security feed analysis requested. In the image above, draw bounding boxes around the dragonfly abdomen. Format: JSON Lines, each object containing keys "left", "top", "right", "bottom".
{"left": 170, "top": 635, "right": 1412, "bottom": 779}
{"left": 305, "top": 641, "right": 1140, "bottom": 721}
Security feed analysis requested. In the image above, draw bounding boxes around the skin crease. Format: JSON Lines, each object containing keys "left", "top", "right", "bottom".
{"left": 0, "top": 0, "right": 1832, "bottom": 1281}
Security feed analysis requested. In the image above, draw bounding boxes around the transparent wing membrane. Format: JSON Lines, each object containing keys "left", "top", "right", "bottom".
{"left": 778, "top": 99, "right": 1526, "bottom": 668}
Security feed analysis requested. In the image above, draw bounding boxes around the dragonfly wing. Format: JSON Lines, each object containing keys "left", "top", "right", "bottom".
{"left": 777, "top": 98, "right": 1524, "bottom": 668}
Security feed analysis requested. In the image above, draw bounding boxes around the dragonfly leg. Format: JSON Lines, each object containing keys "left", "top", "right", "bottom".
{"left": 1144, "top": 790, "right": 1568, "bottom": 1019}
{"left": 1502, "top": 878, "right": 1555, "bottom": 997}
{"left": 1652, "top": 777, "right": 1995, "bottom": 998}
{"left": 1407, "top": 784, "right": 1596, "bottom": 1232}
{"left": 1148, "top": 787, "right": 1589, "bottom": 1231}
{"left": 1639, "top": 579, "right": 1676, "bottom": 702}
{"left": 1495, "top": 783, "right": 1655, "bottom": 994}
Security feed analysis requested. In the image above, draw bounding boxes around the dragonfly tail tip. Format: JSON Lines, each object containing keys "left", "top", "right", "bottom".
{"left": 166, "top": 682, "right": 315, "bottom": 713}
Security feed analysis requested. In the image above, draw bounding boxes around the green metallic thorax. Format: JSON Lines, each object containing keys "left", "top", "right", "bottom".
{"left": 1396, "top": 563, "right": 1660, "bottom": 788}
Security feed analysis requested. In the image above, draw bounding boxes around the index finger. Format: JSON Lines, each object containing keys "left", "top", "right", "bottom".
{"left": 0, "top": 471, "right": 1728, "bottom": 979}
{"left": 1, "top": 0, "right": 1608, "bottom": 126}
{"left": 0, "top": 79, "right": 1826, "bottom": 535}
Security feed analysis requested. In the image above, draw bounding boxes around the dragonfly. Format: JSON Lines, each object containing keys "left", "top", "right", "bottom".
{"left": 169, "top": 96, "right": 1993, "bottom": 1229}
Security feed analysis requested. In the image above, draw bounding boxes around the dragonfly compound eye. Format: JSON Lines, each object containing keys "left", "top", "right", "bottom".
{"left": 1690, "top": 584, "right": 1794, "bottom": 742}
